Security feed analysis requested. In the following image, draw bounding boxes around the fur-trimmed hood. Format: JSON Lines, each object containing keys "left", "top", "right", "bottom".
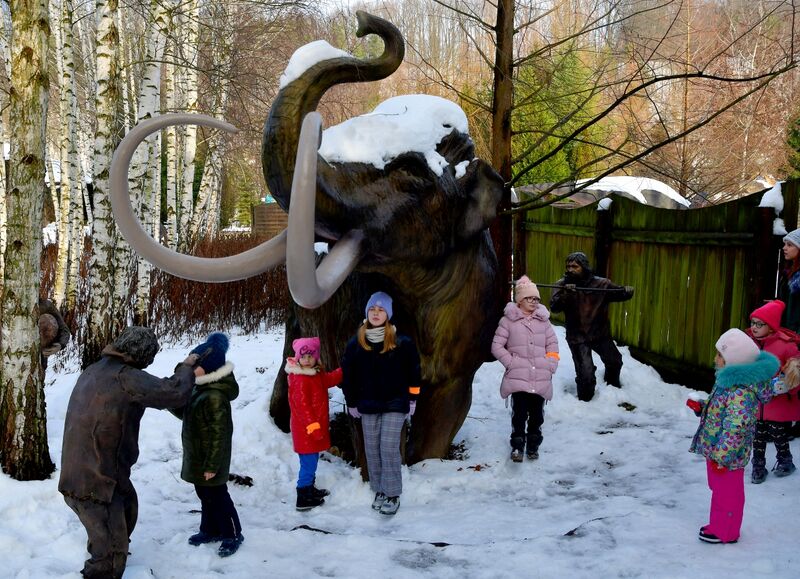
{"left": 715, "top": 351, "right": 778, "bottom": 401}
{"left": 503, "top": 301, "right": 551, "bottom": 323}
{"left": 285, "top": 357, "right": 319, "bottom": 375}
{"left": 194, "top": 362, "right": 238, "bottom": 401}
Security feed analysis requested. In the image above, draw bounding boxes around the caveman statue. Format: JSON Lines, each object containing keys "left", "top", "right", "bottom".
{"left": 550, "top": 252, "right": 634, "bottom": 401}
{"left": 59, "top": 327, "right": 200, "bottom": 579}
{"left": 109, "top": 11, "right": 504, "bottom": 462}
{"left": 38, "top": 298, "right": 70, "bottom": 369}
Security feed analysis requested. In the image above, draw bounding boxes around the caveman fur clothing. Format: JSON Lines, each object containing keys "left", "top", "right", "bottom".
{"left": 176, "top": 362, "right": 239, "bottom": 486}
{"left": 689, "top": 351, "right": 778, "bottom": 470}
{"left": 550, "top": 276, "right": 633, "bottom": 344}
{"left": 492, "top": 302, "right": 559, "bottom": 400}
{"left": 59, "top": 346, "right": 196, "bottom": 502}
{"left": 286, "top": 358, "right": 343, "bottom": 454}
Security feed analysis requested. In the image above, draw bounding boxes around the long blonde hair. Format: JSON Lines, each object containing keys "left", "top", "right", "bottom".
{"left": 357, "top": 320, "right": 397, "bottom": 353}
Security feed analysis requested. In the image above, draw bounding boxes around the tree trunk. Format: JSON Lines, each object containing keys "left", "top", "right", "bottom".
{"left": 164, "top": 38, "right": 178, "bottom": 250}
{"left": 84, "top": 0, "right": 124, "bottom": 368}
{"left": 132, "top": 0, "right": 168, "bottom": 325}
{"left": 490, "top": 0, "right": 515, "bottom": 299}
{"left": 0, "top": 6, "right": 9, "bottom": 285}
{"left": 54, "top": 0, "right": 82, "bottom": 309}
{"left": 0, "top": 0, "right": 55, "bottom": 480}
{"left": 178, "top": 0, "right": 199, "bottom": 251}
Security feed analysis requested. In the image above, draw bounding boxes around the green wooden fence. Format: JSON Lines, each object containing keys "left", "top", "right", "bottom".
{"left": 519, "top": 180, "right": 800, "bottom": 388}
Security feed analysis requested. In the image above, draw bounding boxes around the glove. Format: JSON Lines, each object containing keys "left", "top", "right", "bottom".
{"left": 407, "top": 401, "right": 417, "bottom": 419}
{"left": 306, "top": 422, "right": 321, "bottom": 435}
{"left": 42, "top": 344, "right": 62, "bottom": 357}
{"left": 348, "top": 407, "right": 361, "bottom": 419}
{"left": 711, "top": 461, "right": 727, "bottom": 473}
{"left": 685, "top": 399, "right": 703, "bottom": 416}
{"left": 564, "top": 284, "right": 576, "bottom": 292}
{"left": 182, "top": 353, "right": 200, "bottom": 367}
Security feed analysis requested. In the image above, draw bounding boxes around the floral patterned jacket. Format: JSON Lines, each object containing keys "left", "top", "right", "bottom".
{"left": 689, "top": 351, "right": 778, "bottom": 470}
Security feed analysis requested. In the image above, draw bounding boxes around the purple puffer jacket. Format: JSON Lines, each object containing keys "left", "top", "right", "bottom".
{"left": 491, "top": 302, "right": 559, "bottom": 400}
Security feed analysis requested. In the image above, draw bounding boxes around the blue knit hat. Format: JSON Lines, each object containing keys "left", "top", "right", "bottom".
{"left": 190, "top": 332, "right": 229, "bottom": 374}
{"left": 365, "top": 291, "right": 393, "bottom": 321}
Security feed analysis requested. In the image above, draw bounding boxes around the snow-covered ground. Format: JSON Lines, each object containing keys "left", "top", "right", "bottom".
{"left": 2, "top": 325, "right": 799, "bottom": 578}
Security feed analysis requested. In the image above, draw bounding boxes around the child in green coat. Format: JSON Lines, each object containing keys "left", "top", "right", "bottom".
{"left": 178, "top": 332, "right": 243, "bottom": 557}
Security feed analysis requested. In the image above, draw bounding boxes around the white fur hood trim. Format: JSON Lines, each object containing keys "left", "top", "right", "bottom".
{"left": 284, "top": 358, "right": 318, "bottom": 375}
{"left": 195, "top": 362, "right": 235, "bottom": 385}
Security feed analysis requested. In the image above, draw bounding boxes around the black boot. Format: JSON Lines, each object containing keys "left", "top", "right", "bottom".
{"left": 310, "top": 478, "right": 330, "bottom": 499}
{"left": 296, "top": 485, "right": 325, "bottom": 511}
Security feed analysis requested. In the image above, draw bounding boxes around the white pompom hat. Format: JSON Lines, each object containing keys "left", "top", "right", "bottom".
{"left": 715, "top": 328, "right": 760, "bottom": 366}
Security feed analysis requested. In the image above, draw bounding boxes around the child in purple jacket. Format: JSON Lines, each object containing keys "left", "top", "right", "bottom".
{"left": 491, "top": 275, "right": 559, "bottom": 462}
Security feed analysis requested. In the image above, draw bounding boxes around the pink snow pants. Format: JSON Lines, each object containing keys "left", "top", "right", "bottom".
{"left": 705, "top": 459, "right": 744, "bottom": 542}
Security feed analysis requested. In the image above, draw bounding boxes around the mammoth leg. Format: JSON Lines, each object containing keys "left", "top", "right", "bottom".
{"left": 407, "top": 377, "right": 472, "bottom": 464}
{"left": 110, "top": 113, "right": 289, "bottom": 282}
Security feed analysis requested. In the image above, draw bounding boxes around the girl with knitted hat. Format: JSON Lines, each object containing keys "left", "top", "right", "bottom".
{"left": 491, "top": 275, "right": 559, "bottom": 462}
{"left": 779, "top": 229, "right": 800, "bottom": 333}
{"left": 341, "top": 291, "right": 422, "bottom": 516}
{"left": 745, "top": 300, "right": 800, "bottom": 483}
{"left": 689, "top": 328, "right": 778, "bottom": 544}
{"left": 178, "top": 332, "right": 244, "bottom": 557}
{"left": 285, "top": 337, "right": 342, "bottom": 511}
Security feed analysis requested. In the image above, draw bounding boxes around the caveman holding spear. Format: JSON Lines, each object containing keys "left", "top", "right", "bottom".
{"left": 548, "top": 252, "right": 634, "bottom": 402}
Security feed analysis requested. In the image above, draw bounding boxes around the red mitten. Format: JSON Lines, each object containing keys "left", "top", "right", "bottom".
{"left": 686, "top": 399, "right": 702, "bottom": 416}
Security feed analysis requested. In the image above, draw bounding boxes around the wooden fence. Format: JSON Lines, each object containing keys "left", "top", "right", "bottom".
{"left": 519, "top": 180, "right": 800, "bottom": 388}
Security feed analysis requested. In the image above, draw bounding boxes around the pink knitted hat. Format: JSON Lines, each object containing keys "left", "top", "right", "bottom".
{"left": 515, "top": 275, "right": 540, "bottom": 303}
{"left": 750, "top": 300, "right": 785, "bottom": 331}
{"left": 715, "top": 328, "right": 760, "bottom": 366}
{"left": 292, "top": 337, "right": 320, "bottom": 363}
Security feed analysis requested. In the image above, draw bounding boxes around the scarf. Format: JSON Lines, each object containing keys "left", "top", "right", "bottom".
{"left": 365, "top": 326, "right": 385, "bottom": 343}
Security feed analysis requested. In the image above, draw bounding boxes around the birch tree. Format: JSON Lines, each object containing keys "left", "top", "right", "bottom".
{"left": 131, "top": 0, "right": 168, "bottom": 325}
{"left": 83, "top": 0, "right": 125, "bottom": 367}
{"left": 177, "top": 0, "right": 199, "bottom": 251}
{"left": 53, "top": 0, "right": 83, "bottom": 309}
{"left": 0, "top": 5, "right": 11, "bottom": 284}
{"left": 0, "top": 0, "right": 54, "bottom": 480}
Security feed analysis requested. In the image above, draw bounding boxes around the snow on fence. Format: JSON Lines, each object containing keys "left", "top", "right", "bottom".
{"left": 519, "top": 180, "right": 800, "bottom": 389}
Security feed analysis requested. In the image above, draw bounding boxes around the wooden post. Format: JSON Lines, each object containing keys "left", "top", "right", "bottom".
{"left": 594, "top": 199, "right": 613, "bottom": 277}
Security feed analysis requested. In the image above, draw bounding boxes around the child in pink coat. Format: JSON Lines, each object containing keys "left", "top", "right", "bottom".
{"left": 491, "top": 276, "right": 559, "bottom": 462}
{"left": 286, "top": 337, "right": 342, "bottom": 511}
{"left": 746, "top": 300, "right": 800, "bottom": 483}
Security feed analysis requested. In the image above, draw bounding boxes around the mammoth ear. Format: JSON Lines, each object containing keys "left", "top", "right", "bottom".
{"left": 458, "top": 159, "right": 504, "bottom": 238}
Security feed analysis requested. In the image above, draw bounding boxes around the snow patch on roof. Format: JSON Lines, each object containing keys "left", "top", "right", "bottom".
{"left": 578, "top": 176, "right": 690, "bottom": 207}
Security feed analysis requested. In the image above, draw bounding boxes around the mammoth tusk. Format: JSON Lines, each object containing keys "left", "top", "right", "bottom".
{"left": 110, "top": 113, "right": 287, "bottom": 282}
{"left": 287, "top": 112, "right": 364, "bottom": 309}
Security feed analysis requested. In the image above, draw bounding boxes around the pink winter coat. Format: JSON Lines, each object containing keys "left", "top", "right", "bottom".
{"left": 491, "top": 302, "right": 559, "bottom": 400}
{"left": 747, "top": 328, "right": 800, "bottom": 422}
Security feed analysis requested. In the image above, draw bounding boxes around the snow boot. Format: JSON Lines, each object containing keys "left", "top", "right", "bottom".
{"left": 188, "top": 531, "right": 221, "bottom": 546}
{"left": 310, "top": 477, "right": 330, "bottom": 499}
{"left": 751, "top": 463, "right": 768, "bottom": 484}
{"left": 379, "top": 496, "right": 400, "bottom": 516}
{"left": 371, "top": 492, "right": 386, "bottom": 511}
{"left": 218, "top": 533, "right": 244, "bottom": 558}
{"left": 510, "top": 449, "right": 523, "bottom": 463}
{"left": 773, "top": 459, "right": 797, "bottom": 478}
{"left": 296, "top": 486, "right": 325, "bottom": 511}
{"left": 526, "top": 449, "right": 539, "bottom": 460}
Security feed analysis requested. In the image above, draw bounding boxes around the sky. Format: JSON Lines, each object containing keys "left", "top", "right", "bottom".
{"left": 2, "top": 324, "right": 799, "bottom": 578}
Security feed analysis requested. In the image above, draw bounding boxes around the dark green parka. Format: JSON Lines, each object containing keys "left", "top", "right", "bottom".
{"left": 176, "top": 362, "right": 239, "bottom": 486}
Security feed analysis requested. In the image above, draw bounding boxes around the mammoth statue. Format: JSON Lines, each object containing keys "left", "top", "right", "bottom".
{"left": 109, "top": 11, "right": 504, "bottom": 462}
